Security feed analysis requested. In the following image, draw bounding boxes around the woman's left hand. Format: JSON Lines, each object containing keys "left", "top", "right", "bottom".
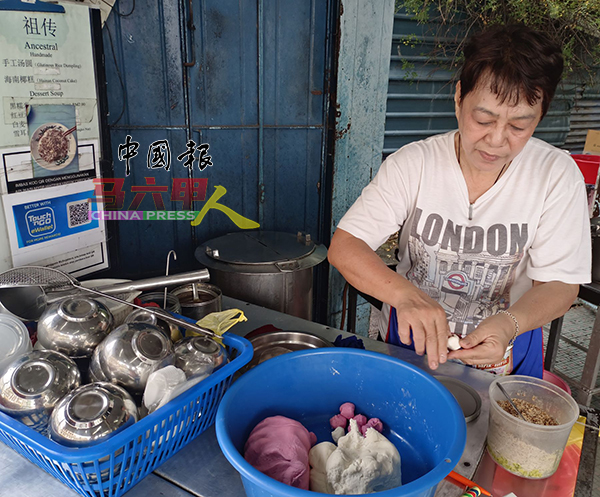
{"left": 447, "top": 312, "right": 515, "bottom": 365}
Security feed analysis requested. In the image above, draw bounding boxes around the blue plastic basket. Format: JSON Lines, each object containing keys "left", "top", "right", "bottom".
{"left": 0, "top": 330, "right": 252, "bottom": 497}
{"left": 216, "top": 348, "right": 466, "bottom": 497}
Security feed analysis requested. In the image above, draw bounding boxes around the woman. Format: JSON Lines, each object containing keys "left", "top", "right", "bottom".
{"left": 328, "top": 24, "right": 591, "bottom": 377}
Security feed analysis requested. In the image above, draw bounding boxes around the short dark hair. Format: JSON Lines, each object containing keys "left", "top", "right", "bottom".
{"left": 459, "top": 24, "right": 564, "bottom": 118}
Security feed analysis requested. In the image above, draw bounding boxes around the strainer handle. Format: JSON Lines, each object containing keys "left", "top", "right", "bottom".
{"left": 78, "top": 285, "right": 219, "bottom": 338}
{"left": 89, "top": 269, "right": 210, "bottom": 295}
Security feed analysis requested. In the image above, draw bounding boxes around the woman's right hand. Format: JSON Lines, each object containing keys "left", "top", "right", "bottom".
{"left": 393, "top": 287, "right": 451, "bottom": 370}
{"left": 328, "top": 229, "right": 450, "bottom": 370}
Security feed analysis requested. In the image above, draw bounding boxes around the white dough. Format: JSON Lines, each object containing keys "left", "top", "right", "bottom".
{"left": 309, "top": 442, "right": 337, "bottom": 493}
{"left": 331, "top": 427, "right": 345, "bottom": 444}
{"left": 447, "top": 335, "right": 461, "bottom": 351}
{"left": 326, "top": 419, "right": 402, "bottom": 494}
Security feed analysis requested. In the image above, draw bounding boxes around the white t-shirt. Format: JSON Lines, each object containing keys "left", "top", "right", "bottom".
{"left": 338, "top": 131, "right": 591, "bottom": 338}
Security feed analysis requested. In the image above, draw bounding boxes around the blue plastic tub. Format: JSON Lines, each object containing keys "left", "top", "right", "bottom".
{"left": 0, "top": 330, "right": 252, "bottom": 497}
{"left": 216, "top": 348, "right": 466, "bottom": 497}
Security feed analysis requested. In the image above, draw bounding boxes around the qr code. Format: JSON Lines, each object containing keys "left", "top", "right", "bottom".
{"left": 67, "top": 199, "right": 91, "bottom": 228}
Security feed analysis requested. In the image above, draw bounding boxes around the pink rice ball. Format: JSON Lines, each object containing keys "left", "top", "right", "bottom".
{"left": 329, "top": 414, "right": 347, "bottom": 430}
{"left": 360, "top": 418, "right": 383, "bottom": 436}
{"left": 339, "top": 402, "right": 355, "bottom": 419}
{"left": 349, "top": 414, "right": 367, "bottom": 432}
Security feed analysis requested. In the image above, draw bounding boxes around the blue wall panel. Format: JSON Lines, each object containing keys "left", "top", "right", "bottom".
{"left": 104, "top": 1, "right": 186, "bottom": 126}
{"left": 262, "top": 128, "right": 322, "bottom": 234}
{"left": 190, "top": 128, "right": 259, "bottom": 239}
{"left": 190, "top": 0, "right": 258, "bottom": 125}
{"left": 262, "top": 0, "right": 326, "bottom": 126}
{"left": 105, "top": 128, "right": 194, "bottom": 274}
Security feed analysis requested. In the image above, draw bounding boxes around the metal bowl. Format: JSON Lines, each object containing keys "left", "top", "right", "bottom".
{"left": 174, "top": 336, "right": 228, "bottom": 378}
{"left": 37, "top": 296, "right": 114, "bottom": 357}
{"left": 89, "top": 322, "right": 174, "bottom": 394}
{"left": 244, "top": 330, "right": 333, "bottom": 371}
{"left": 0, "top": 350, "right": 81, "bottom": 433}
{"left": 124, "top": 307, "right": 179, "bottom": 342}
{"left": 80, "top": 278, "right": 142, "bottom": 326}
{"left": 49, "top": 382, "right": 138, "bottom": 447}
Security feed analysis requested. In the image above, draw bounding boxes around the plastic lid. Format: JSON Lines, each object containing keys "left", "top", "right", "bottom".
{"left": 435, "top": 376, "right": 482, "bottom": 423}
{"left": 0, "top": 314, "right": 30, "bottom": 360}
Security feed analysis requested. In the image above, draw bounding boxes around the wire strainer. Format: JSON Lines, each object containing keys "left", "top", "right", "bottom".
{"left": 0, "top": 265, "right": 80, "bottom": 291}
{"left": 0, "top": 266, "right": 218, "bottom": 338}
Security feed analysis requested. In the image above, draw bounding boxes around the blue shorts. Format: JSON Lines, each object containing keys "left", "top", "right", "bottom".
{"left": 385, "top": 307, "right": 543, "bottom": 378}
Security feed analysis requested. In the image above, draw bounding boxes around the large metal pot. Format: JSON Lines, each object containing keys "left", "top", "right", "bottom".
{"left": 194, "top": 231, "right": 327, "bottom": 320}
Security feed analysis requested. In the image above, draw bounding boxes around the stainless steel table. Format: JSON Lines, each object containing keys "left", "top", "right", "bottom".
{"left": 0, "top": 297, "right": 495, "bottom": 497}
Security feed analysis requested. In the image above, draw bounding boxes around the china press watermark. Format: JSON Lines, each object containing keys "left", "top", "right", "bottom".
{"left": 92, "top": 178, "right": 260, "bottom": 229}
{"left": 117, "top": 136, "right": 212, "bottom": 176}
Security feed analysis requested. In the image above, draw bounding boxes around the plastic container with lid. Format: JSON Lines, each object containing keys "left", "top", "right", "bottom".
{"left": 0, "top": 313, "right": 32, "bottom": 375}
{"left": 487, "top": 375, "right": 579, "bottom": 479}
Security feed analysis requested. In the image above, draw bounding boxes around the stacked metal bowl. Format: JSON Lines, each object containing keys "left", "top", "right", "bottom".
{"left": 0, "top": 293, "right": 226, "bottom": 447}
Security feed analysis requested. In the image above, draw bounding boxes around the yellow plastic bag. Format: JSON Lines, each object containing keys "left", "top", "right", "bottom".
{"left": 187, "top": 308, "right": 247, "bottom": 346}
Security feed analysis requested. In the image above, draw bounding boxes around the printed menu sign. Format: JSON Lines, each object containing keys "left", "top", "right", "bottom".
{"left": 0, "top": 3, "right": 100, "bottom": 193}
{"left": 0, "top": 4, "right": 107, "bottom": 277}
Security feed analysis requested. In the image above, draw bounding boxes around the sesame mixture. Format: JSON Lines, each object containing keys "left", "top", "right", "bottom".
{"left": 38, "top": 128, "right": 69, "bottom": 163}
{"left": 497, "top": 399, "right": 558, "bottom": 426}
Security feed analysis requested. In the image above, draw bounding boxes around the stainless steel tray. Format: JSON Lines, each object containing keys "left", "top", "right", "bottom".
{"left": 245, "top": 330, "right": 333, "bottom": 370}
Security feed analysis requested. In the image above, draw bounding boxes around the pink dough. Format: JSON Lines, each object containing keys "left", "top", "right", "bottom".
{"left": 329, "top": 414, "right": 347, "bottom": 430}
{"left": 339, "top": 402, "right": 355, "bottom": 419}
{"left": 244, "top": 416, "right": 315, "bottom": 490}
{"left": 352, "top": 414, "right": 367, "bottom": 431}
{"left": 360, "top": 417, "right": 383, "bottom": 436}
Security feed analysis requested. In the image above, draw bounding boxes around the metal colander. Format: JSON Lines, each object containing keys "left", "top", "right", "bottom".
{"left": 0, "top": 266, "right": 78, "bottom": 292}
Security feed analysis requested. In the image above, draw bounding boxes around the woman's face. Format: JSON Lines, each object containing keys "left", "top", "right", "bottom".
{"left": 454, "top": 80, "right": 543, "bottom": 173}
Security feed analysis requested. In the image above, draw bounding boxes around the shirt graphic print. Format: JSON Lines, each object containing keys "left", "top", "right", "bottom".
{"left": 405, "top": 207, "right": 528, "bottom": 337}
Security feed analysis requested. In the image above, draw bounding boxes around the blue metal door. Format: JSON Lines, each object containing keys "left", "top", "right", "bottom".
{"left": 101, "top": 0, "right": 333, "bottom": 284}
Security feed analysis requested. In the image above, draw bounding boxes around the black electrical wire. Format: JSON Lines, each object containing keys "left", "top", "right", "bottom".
{"left": 104, "top": 22, "right": 127, "bottom": 126}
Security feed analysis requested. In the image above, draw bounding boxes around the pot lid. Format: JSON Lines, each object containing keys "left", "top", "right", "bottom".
{"left": 202, "top": 231, "right": 316, "bottom": 265}
{"left": 434, "top": 376, "right": 482, "bottom": 423}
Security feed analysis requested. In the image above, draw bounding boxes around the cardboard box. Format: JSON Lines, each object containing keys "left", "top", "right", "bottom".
{"left": 584, "top": 129, "right": 600, "bottom": 155}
